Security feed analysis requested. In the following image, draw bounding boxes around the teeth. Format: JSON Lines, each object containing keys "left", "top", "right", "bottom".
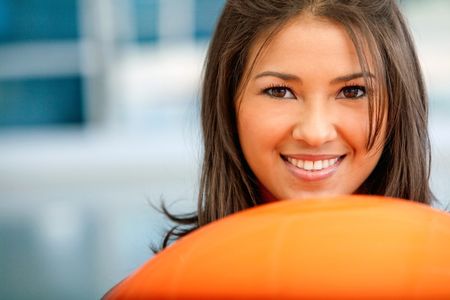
{"left": 287, "top": 157, "right": 340, "bottom": 171}
{"left": 313, "top": 160, "right": 323, "bottom": 170}
{"left": 304, "top": 160, "right": 313, "bottom": 171}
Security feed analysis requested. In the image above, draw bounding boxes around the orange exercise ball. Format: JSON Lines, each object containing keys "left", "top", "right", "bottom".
{"left": 105, "top": 195, "right": 450, "bottom": 299}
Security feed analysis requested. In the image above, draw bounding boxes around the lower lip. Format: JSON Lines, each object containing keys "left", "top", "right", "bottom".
{"left": 282, "top": 156, "right": 343, "bottom": 182}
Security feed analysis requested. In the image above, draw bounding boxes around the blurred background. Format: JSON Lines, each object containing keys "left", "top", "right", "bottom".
{"left": 0, "top": 0, "right": 449, "bottom": 299}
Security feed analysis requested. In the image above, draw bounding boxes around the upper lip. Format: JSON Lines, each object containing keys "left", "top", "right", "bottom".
{"left": 282, "top": 154, "right": 344, "bottom": 161}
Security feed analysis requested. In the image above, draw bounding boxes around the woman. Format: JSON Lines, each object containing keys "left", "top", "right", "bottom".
{"left": 158, "top": 0, "right": 433, "bottom": 250}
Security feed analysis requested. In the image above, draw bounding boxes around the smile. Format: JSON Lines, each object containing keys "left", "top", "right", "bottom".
{"left": 286, "top": 157, "right": 340, "bottom": 171}
{"left": 281, "top": 154, "right": 345, "bottom": 181}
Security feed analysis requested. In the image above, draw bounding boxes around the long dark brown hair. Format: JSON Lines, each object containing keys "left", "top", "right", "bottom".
{"left": 156, "top": 0, "right": 433, "bottom": 251}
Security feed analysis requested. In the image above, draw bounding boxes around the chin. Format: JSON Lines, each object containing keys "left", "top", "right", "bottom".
{"left": 286, "top": 189, "right": 344, "bottom": 200}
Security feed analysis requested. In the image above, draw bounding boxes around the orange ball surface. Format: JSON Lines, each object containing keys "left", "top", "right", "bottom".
{"left": 105, "top": 195, "right": 450, "bottom": 299}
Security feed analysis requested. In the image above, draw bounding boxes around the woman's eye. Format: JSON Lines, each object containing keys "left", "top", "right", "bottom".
{"left": 264, "top": 87, "right": 296, "bottom": 99}
{"left": 337, "top": 85, "right": 366, "bottom": 99}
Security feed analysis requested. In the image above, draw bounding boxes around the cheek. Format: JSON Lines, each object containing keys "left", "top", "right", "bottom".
{"left": 238, "top": 104, "right": 271, "bottom": 157}
{"left": 339, "top": 105, "right": 385, "bottom": 184}
{"left": 338, "top": 106, "right": 371, "bottom": 151}
{"left": 238, "top": 101, "right": 293, "bottom": 151}
{"left": 237, "top": 101, "right": 290, "bottom": 168}
{"left": 340, "top": 102, "right": 387, "bottom": 159}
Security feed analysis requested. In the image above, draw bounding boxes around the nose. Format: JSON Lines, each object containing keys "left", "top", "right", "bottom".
{"left": 292, "top": 101, "right": 337, "bottom": 147}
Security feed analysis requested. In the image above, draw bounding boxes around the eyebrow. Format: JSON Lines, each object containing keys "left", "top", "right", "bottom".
{"left": 254, "top": 71, "right": 375, "bottom": 84}
{"left": 330, "top": 72, "right": 375, "bottom": 84}
{"left": 254, "top": 71, "right": 301, "bottom": 82}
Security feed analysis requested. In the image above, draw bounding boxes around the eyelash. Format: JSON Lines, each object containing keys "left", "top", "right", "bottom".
{"left": 262, "top": 83, "right": 368, "bottom": 100}
{"left": 338, "top": 83, "right": 367, "bottom": 99}
{"left": 262, "top": 84, "right": 295, "bottom": 99}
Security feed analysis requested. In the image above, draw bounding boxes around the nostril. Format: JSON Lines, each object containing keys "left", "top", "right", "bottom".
{"left": 291, "top": 119, "right": 338, "bottom": 147}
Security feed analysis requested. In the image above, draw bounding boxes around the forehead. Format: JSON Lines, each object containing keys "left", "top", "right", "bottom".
{"left": 245, "top": 14, "right": 373, "bottom": 80}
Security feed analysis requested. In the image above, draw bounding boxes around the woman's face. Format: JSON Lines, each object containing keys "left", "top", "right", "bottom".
{"left": 236, "top": 15, "right": 386, "bottom": 201}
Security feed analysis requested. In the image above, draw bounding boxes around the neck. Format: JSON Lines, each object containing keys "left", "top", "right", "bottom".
{"left": 258, "top": 183, "right": 278, "bottom": 204}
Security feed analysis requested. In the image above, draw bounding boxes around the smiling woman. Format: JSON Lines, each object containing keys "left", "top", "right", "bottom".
{"left": 147, "top": 0, "right": 434, "bottom": 249}
{"left": 236, "top": 15, "right": 386, "bottom": 201}
{"left": 102, "top": 0, "right": 437, "bottom": 297}
{"left": 111, "top": 0, "right": 433, "bottom": 273}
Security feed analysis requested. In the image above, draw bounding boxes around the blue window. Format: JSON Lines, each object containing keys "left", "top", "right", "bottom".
{"left": 0, "top": 0, "right": 79, "bottom": 42}
{"left": 0, "top": 77, "right": 84, "bottom": 126}
{"left": 133, "top": 0, "right": 159, "bottom": 43}
{"left": 194, "top": 0, "right": 225, "bottom": 40}
{"left": 0, "top": 0, "right": 83, "bottom": 127}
